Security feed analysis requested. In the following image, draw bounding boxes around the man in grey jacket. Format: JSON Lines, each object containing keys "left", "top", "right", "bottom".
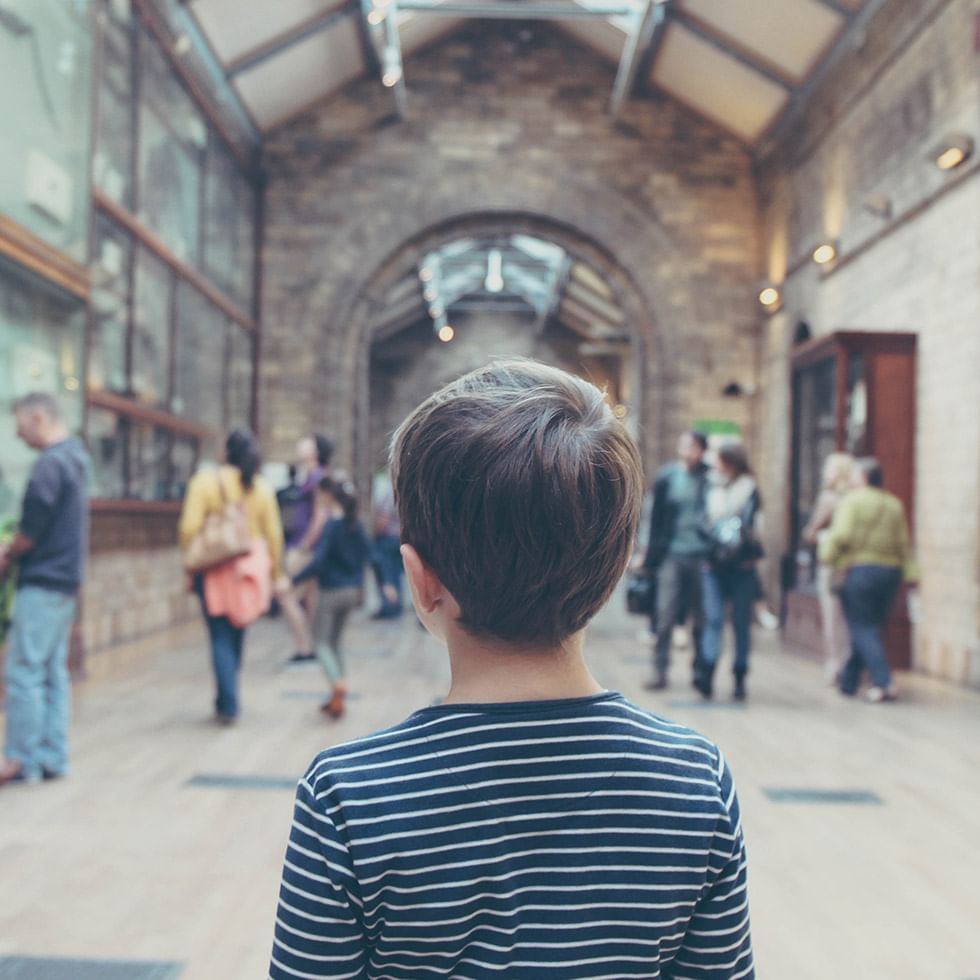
{"left": 0, "top": 393, "right": 90, "bottom": 787}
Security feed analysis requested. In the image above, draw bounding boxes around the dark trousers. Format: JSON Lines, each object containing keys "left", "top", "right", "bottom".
{"left": 839, "top": 564, "right": 901, "bottom": 693}
{"left": 372, "top": 534, "right": 404, "bottom": 615}
{"left": 198, "top": 596, "right": 245, "bottom": 718}
{"left": 653, "top": 555, "right": 704, "bottom": 676}
{"left": 701, "top": 565, "right": 755, "bottom": 678}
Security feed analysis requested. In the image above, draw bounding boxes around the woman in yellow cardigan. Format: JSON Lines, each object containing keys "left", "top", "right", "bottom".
{"left": 820, "top": 457, "right": 916, "bottom": 703}
{"left": 179, "top": 430, "right": 285, "bottom": 724}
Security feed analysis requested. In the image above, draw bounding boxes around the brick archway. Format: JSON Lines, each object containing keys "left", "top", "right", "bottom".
{"left": 331, "top": 209, "right": 671, "bottom": 493}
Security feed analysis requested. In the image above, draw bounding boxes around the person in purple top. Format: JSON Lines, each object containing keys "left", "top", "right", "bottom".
{"left": 280, "top": 434, "right": 334, "bottom": 664}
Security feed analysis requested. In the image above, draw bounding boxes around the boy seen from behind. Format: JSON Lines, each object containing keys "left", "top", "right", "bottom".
{"left": 270, "top": 359, "right": 754, "bottom": 979}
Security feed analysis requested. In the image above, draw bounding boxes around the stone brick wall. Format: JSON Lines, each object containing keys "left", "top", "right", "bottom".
{"left": 755, "top": 0, "right": 980, "bottom": 686}
{"left": 260, "top": 21, "right": 761, "bottom": 481}
{"left": 80, "top": 511, "right": 197, "bottom": 659}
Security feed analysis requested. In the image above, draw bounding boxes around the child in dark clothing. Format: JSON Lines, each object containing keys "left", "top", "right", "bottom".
{"left": 292, "top": 475, "right": 371, "bottom": 719}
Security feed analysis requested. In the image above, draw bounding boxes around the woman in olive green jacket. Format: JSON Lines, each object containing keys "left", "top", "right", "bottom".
{"left": 820, "top": 457, "right": 916, "bottom": 702}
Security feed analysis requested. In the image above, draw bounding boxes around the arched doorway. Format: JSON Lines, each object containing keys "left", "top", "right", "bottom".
{"left": 336, "top": 211, "right": 667, "bottom": 495}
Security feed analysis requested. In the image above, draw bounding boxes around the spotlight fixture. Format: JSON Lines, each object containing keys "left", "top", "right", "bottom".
{"left": 812, "top": 242, "right": 837, "bottom": 266}
{"left": 419, "top": 265, "right": 434, "bottom": 283}
{"left": 758, "top": 285, "right": 781, "bottom": 309}
{"left": 484, "top": 248, "right": 504, "bottom": 294}
{"left": 381, "top": 44, "right": 402, "bottom": 88}
{"left": 612, "top": 404, "right": 628, "bottom": 419}
{"left": 932, "top": 133, "right": 974, "bottom": 171}
{"left": 437, "top": 324, "right": 455, "bottom": 343}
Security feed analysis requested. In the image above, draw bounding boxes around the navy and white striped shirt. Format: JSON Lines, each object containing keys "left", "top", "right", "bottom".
{"left": 270, "top": 692, "right": 753, "bottom": 979}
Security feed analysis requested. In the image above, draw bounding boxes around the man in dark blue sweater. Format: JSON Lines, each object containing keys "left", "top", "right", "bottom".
{"left": 0, "top": 393, "right": 90, "bottom": 787}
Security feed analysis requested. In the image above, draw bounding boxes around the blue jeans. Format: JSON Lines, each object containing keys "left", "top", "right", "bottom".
{"left": 372, "top": 534, "right": 403, "bottom": 615}
{"left": 199, "top": 596, "right": 245, "bottom": 718}
{"left": 4, "top": 586, "right": 77, "bottom": 780}
{"left": 701, "top": 565, "right": 755, "bottom": 677}
{"left": 654, "top": 555, "right": 704, "bottom": 675}
{"left": 839, "top": 565, "right": 901, "bottom": 693}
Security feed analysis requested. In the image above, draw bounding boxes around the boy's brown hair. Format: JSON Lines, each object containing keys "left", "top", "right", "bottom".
{"left": 390, "top": 359, "right": 643, "bottom": 647}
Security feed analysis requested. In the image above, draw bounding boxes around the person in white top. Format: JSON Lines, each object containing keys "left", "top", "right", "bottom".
{"left": 696, "top": 442, "right": 762, "bottom": 701}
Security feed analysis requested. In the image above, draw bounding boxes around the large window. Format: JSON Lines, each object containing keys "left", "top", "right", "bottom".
{"left": 86, "top": 0, "right": 260, "bottom": 504}
{"left": 137, "top": 31, "right": 206, "bottom": 266}
{"left": 203, "top": 137, "right": 255, "bottom": 310}
{"left": 92, "top": 1, "right": 134, "bottom": 209}
{"left": 0, "top": 0, "right": 92, "bottom": 260}
{"left": 0, "top": 258, "right": 85, "bottom": 522}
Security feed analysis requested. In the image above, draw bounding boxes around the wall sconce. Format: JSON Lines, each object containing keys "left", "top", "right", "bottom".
{"left": 758, "top": 284, "right": 782, "bottom": 312}
{"left": 931, "top": 133, "right": 974, "bottom": 171}
{"left": 812, "top": 242, "right": 838, "bottom": 266}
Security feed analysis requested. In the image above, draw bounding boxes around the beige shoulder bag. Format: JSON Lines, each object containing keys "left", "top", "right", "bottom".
{"left": 183, "top": 470, "right": 252, "bottom": 573}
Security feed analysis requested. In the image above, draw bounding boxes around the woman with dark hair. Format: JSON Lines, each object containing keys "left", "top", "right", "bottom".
{"left": 179, "top": 430, "right": 284, "bottom": 724}
{"left": 820, "top": 457, "right": 916, "bottom": 702}
{"left": 292, "top": 474, "right": 371, "bottom": 719}
{"left": 696, "top": 441, "right": 762, "bottom": 701}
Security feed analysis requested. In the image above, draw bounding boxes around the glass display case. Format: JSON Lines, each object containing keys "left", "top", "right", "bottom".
{"left": 0, "top": 0, "right": 92, "bottom": 260}
{"left": 786, "top": 331, "right": 917, "bottom": 669}
{"left": 0, "top": 257, "right": 85, "bottom": 522}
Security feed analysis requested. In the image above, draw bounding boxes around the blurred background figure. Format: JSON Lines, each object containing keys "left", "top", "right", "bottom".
{"left": 641, "top": 431, "right": 710, "bottom": 691}
{"left": 179, "top": 430, "right": 284, "bottom": 724}
{"left": 280, "top": 434, "right": 335, "bottom": 664}
{"left": 697, "top": 442, "right": 763, "bottom": 702}
{"left": 370, "top": 468, "right": 403, "bottom": 620}
{"left": 291, "top": 475, "right": 372, "bottom": 720}
{"left": 0, "top": 394, "right": 90, "bottom": 787}
{"left": 820, "top": 457, "right": 917, "bottom": 703}
{"left": 803, "top": 452, "right": 856, "bottom": 682}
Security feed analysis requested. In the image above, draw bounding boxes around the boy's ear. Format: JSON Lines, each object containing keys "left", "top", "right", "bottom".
{"left": 400, "top": 544, "right": 443, "bottom": 614}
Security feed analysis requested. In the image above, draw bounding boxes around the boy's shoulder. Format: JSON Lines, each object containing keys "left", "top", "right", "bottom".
{"left": 301, "top": 694, "right": 722, "bottom": 795}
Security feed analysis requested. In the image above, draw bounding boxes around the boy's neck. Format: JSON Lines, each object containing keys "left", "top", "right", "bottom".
{"left": 441, "top": 630, "right": 605, "bottom": 705}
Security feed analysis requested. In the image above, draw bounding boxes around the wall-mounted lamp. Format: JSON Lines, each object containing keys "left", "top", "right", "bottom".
{"left": 612, "top": 404, "right": 628, "bottom": 420}
{"left": 932, "top": 133, "right": 974, "bottom": 171}
{"left": 812, "top": 242, "right": 838, "bottom": 266}
{"left": 758, "top": 284, "right": 781, "bottom": 311}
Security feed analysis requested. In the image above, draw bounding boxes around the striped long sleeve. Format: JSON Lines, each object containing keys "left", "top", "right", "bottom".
{"left": 269, "top": 693, "right": 754, "bottom": 979}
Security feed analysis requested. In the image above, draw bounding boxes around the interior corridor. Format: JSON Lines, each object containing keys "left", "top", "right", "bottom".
{"left": 1, "top": 599, "right": 978, "bottom": 979}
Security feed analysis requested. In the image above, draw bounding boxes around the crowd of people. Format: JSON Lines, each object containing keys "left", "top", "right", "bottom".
{"left": 0, "top": 383, "right": 917, "bottom": 790}
{"left": 0, "top": 363, "right": 921, "bottom": 977}
{"left": 177, "top": 429, "right": 404, "bottom": 725}
{"left": 636, "top": 430, "right": 915, "bottom": 704}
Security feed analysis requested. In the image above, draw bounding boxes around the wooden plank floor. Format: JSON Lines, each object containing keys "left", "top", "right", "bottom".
{"left": 2, "top": 594, "right": 979, "bottom": 979}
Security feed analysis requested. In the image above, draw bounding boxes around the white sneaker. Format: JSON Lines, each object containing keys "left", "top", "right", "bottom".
{"left": 756, "top": 608, "right": 779, "bottom": 630}
{"left": 672, "top": 626, "right": 689, "bottom": 649}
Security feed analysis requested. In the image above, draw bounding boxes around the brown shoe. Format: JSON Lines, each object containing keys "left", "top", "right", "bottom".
{"left": 321, "top": 687, "right": 347, "bottom": 719}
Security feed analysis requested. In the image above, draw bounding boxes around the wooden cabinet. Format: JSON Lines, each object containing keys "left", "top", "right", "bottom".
{"left": 785, "top": 331, "right": 916, "bottom": 670}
